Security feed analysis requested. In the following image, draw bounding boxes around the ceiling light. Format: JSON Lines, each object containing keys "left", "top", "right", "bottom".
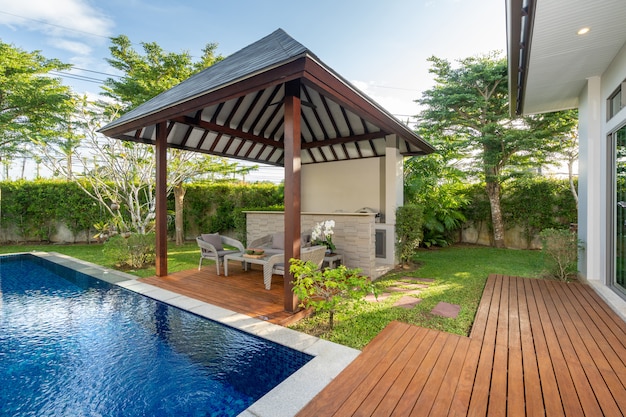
{"left": 577, "top": 27, "right": 591, "bottom": 35}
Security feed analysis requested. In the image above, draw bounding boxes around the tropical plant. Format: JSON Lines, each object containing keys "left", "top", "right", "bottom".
{"left": 395, "top": 205, "right": 424, "bottom": 266}
{"left": 103, "top": 233, "right": 156, "bottom": 269}
{"left": 290, "top": 260, "right": 375, "bottom": 329}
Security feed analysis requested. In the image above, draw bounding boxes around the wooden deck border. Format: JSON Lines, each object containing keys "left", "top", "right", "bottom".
{"left": 297, "top": 274, "right": 626, "bottom": 416}
{"left": 139, "top": 262, "right": 307, "bottom": 326}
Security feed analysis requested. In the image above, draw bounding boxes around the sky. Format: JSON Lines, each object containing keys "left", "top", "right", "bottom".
{"left": 0, "top": 0, "right": 507, "bottom": 181}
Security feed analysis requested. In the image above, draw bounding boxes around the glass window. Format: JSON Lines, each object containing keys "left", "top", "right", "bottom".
{"left": 608, "top": 81, "right": 626, "bottom": 120}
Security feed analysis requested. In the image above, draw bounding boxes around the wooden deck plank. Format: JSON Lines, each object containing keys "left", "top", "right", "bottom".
{"left": 447, "top": 338, "right": 482, "bottom": 416}
{"left": 548, "top": 280, "right": 626, "bottom": 415}
{"left": 487, "top": 274, "right": 510, "bottom": 417}
{"left": 332, "top": 325, "right": 424, "bottom": 416}
{"left": 139, "top": 263, "right": 300, "bottom": 324}
{"left": 516, "top": 277, "right": 545, "bottom": 417}
{"left": 366, "top": 328, "right": 440, "bottom": 416}
{"left": 426, "top": 336, "right": 472, "bottom": 416}
{"left": 467, "top": 275, "right": 504, "bottom": 417}
{"left": 538, "top": 280, "right": 603, "bottom": 416}
{"left": 408, "top": 334, "right": 463, "bottom": 416}
{"left": 389, "top": 332, "right": 451, "bottom": 417}
{"left": 469, "top": 274, "right": 497, "bottom": 340}
{"left": 507, "top": 277, "right": 525, "bottom": 417}
{"left": 296, "top": 321, "right": 415, "bottom": 417}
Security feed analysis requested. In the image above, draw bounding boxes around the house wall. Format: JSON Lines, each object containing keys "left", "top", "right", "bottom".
{"left": 578, "top": 41, "right": 626, "bottom": 321}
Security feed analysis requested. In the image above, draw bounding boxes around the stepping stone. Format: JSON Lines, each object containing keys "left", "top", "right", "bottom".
{"left": 393, "top": 296, "right": 422, "bottom": 309}
{"left": 401, "top": 276, "right": 435, "bottom": 283}
{"left": 364, "top": 292, "right": 391, "bottom": 302}
{"left": 430, "top": 302, "right": 461, "bottom": 318}
{"left": 390, "top": 282, "right": 430, "bottom": 290}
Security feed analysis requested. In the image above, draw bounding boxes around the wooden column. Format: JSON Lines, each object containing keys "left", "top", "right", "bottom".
{"left": 155, "top": 122, "right": 168, "bottom": 276}
{"left": 283, "top": 79, "right": 302, "bottom": 312}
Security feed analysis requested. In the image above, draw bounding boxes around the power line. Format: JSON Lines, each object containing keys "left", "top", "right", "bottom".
{"left": 49, "top": 71, "right": 105, "bottom": 85}
{"left": 72, "top": 67, "right": 122, "bottom": 78}
{"left": 0, "top": 10, "right": 111, "bottom": 40}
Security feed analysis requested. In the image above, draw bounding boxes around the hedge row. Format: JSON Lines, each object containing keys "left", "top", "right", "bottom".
{"left": 0, "top": 180, "right": 284, "bottom": 243}
{"left": 0, "top": 177, "right": 577, "bottom": 245}
{"left": 462, "top": 177, "right": 577, "bottom": 245}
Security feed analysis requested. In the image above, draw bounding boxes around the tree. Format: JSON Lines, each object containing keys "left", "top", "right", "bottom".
{"left": 0, "top": 40, "right": 74, "bottom": 178}
{"left": 102, "top": 35, "right": 256, "bottom": 244}
{"left": 416, "top": 53, "right": 578, "bottom": 247}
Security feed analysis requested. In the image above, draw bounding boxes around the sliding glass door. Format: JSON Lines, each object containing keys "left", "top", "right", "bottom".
{"left": 614, "top": 125, "right": 626, "bottom": 292}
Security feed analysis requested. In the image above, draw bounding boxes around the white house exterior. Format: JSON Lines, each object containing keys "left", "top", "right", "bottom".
{"left": 507, "top": 0, "right": 626, "bottom": 319}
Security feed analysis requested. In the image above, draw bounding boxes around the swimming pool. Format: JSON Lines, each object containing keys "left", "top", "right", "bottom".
{"left": 0, "top": 253, "right": 313, "bottom": 416}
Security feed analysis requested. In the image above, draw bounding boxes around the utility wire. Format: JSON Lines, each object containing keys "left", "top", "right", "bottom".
{"left": 49, "top": 71, "right": 105, "bottom": 85}
{"left": 0, "top": 10, "right": 111, "bottom": 40}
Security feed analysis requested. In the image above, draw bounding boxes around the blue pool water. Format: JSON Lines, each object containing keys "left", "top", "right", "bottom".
{"left": 0, "top": 254, "right": 312, "bottom": 416}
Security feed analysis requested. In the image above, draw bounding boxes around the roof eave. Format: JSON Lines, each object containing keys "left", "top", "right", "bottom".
{"left": 507, "top": 0, "right": 536, "bottom": 117}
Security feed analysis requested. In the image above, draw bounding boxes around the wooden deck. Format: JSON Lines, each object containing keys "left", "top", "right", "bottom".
{"left": 297, "top": 274, "right": 626, "bottom": 416}
{"left": 139, "top": 262, "right": 306, "bottom": 326}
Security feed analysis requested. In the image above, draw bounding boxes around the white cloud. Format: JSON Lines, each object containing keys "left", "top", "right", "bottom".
{"left": 351, "top": 80, "right": 421, "bottom": 120}
{"left": 0, "top": 0, "right": 113, "bottom": 53}
{"left": 49, "top": 38, "right": 92, "bottom": 55}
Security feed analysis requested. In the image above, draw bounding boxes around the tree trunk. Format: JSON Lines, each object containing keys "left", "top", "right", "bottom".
{"left": 568, "top": 157, "right": 579, "bottom": 210}
{"left": 485, "top": 179, "right": 506, "bottom": 248}
{"left": 174, "top": 182, "right": 186, "bottom": 246}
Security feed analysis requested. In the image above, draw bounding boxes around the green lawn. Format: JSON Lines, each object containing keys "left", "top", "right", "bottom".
{"left": 0, "top": 242, "right": 548, "bottom": 349}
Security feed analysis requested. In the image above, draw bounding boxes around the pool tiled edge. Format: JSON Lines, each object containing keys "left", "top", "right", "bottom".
{"left": 28, "top": 252, "right": 360, "bottom": 417}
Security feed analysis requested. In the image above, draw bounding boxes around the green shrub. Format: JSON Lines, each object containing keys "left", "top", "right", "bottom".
{"left": 539, "top": 228, "right": 580, "bottom": 281}
{"left": 396, "top": 204, "right": 424, "bottom": 266}
{"left": 103, "top": 233, "right": 156, "bottom": 269}
{"left": 290, "top": 260, "right": 375, "bottom": 329}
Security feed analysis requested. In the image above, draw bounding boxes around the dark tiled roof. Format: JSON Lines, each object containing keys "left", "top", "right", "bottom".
{"left": 104, "top": 29, "right": 310, "bottom": 129}
{"left": 100, "top": 28, "right": 435, "bottom": 165}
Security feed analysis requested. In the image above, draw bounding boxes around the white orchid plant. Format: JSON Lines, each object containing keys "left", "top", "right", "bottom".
{"left": 311, "top": 220, "right": 336, "bottom": 252}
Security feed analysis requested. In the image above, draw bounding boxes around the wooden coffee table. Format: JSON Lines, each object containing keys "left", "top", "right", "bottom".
{"left": 223, "top": 252, "right": 278, "bottom": 290}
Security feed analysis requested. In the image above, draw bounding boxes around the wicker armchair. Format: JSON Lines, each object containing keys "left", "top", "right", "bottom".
{"left": 196, "top": 234, "right": 245, "bottom": 275}
{"left": 267, "top": 245, "right": 327, "bottom": 287}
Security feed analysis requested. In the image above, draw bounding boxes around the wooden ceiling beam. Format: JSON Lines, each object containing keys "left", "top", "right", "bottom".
{"left": 171, "top": 115, "right": 284, "bottom": 149}
{"left": 301, "top": 131, "right": 387, "bottom": 149}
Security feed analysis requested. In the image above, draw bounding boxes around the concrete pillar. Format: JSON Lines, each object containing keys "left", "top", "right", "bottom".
{"left": 578, "top": 76, "right": 604, "bottom": 282}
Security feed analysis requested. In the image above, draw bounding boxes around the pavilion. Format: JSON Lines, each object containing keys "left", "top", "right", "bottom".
{"left": 100, "top": 28, "right": 434, "bottom": 311}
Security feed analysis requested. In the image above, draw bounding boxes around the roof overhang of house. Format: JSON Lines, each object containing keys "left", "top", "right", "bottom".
{"left": 507, "top": 0, "right": 626, "bottom": 116}
{"left": 100, "top": 29, "right": 435, "bottom": 166}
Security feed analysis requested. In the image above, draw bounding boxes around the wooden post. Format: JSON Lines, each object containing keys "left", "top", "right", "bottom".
{"left": 283, "top": 80, "right": 301, "bottom": 312}
{"left": 155, "top": 122, "right": 168, "bottom": 276}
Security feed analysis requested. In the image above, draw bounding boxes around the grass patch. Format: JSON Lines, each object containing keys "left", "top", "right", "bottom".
{"left": 289, "top": 245, "right": 546, "bottom": 349}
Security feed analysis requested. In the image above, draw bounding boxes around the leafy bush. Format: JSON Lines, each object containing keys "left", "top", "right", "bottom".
{"left": 396, "top": 204, "right": 424, "bottom": 266}
{"left": 539, "top": 228, "right": 580, "bottom": 281}
{"left": 290, "top": 260, "right": 375, "bottom": 329}
{"left": 503, "top": 177, "right": 577, "bottom": 245}
{"left": 103, "top": 233, "right": 156, "bottom": 269}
